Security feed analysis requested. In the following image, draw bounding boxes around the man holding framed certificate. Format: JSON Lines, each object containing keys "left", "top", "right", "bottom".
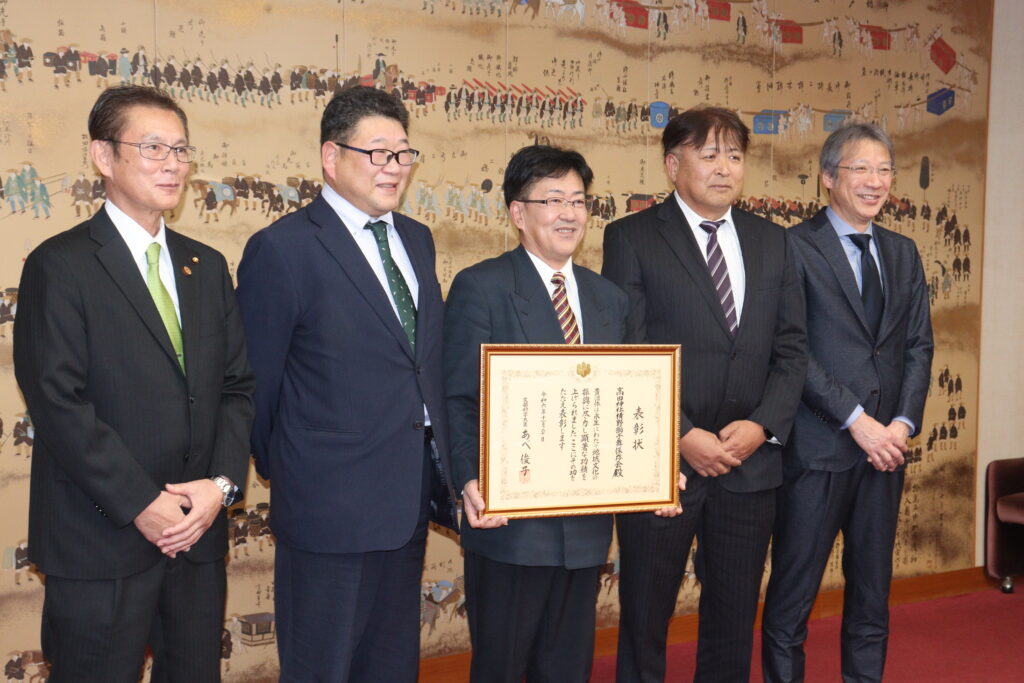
{"left": 445, "top": 145, "right": 651, "bottom": 682}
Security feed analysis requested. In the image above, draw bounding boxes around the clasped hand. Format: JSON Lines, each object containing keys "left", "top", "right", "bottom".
{"left": 133, "top": 479, "right": 225, "bottom": 557}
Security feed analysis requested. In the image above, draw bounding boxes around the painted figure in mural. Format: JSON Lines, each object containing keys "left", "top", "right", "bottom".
{"left": 69, "top": 173, "right": 93, "bottom": 217}
{"left": 602, "top": 107, "right": 808, "bottom": 682}
{"left": 236, "top": 86, "right": 458, "bottom": 682}
{"left": 4, "top": 170, "right": 25, "bottom": 213}
{"left": 28, "top": 178, "right": 49, "bottom": 220}
{"left": 13, "top": 85, "right": 254, "bottom": 682}
{"left": 444, "top": 145, "right": 663, "bottom": 682}
{"left": 761, "top": 122, "right": 933, "bottom": 683}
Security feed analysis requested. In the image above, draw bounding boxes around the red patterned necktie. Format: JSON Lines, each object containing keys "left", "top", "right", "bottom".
{"left": 699, "top": 219, "right": 738, "bottom": 336}
{"left": 551, "top": 271, "right": 580, "bottom": 344}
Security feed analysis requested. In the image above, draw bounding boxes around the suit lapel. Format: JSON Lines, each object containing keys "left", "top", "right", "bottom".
{"left": 309, "top": 196, "right": 414, "bottom": 360}
{"left": 89, "top": 208, "right": 185, "bottom": 375}
{"left": 807, "top": 209, "right": 874, "bottom": 336}
{"left": 873, "top": 224, "right": 900, "bottom": 342}
{"left": 167, "top": 231, "right": 200, "bottom": 381}
{"left": 574, "top": 266, "right": 613, "bottom": 344}
{"left": 655, "top": 199, "right": 733, "bottom": 338}
{"left": 732, "top": 213, "right": 762, "bottom": 342}
{"left": 509, "top": 246, "right": 566, "bottom": 343}
{"left": 393, "top": 213, "right": 433, "bottom": 360}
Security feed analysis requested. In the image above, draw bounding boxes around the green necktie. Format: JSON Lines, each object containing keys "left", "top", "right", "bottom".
{"left": 145, "top": 242, "right": 185, "bottom": 372}
{"left": 364, "top": 220, "right": 416, "bottom": 351}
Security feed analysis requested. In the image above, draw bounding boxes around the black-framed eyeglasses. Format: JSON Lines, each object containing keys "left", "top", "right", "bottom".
{"left": 835, "top": 164, "right": 895, "bottom": 178}
{"left": 517, "top": 197, "right": 594, "bottom": 211}
{"left": 334, "top": 142, "right": 420, "bottom": 166}
{"left": 105, "top": 140, "right": 197, "bottom": 163}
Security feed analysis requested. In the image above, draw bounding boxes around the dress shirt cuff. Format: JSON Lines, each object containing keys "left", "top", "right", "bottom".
{"left": 893, "top": 416, "right": 915, "bottom": 434}
{"left": 842, "top": 405, "right": 865, "bottom": 430}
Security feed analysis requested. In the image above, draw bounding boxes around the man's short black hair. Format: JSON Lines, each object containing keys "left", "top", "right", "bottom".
{"left": 502, "top": 145, "right": 594, "bottom": 207}
{"left": 320, "top": 86, "right": 410, "bottom": 145}
{"left": 661, "top": 106, "right": 750, "bottom": 157}
{"left": 88, "top": 85, "right": 189, "bottom": 156}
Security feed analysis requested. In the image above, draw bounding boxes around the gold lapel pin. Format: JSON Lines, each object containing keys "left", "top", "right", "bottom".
{"left": 182, "top": 266, "right": 193, "bottom": 276}
{"left": 192, "top": 256, "right": 199, "bottom": 263}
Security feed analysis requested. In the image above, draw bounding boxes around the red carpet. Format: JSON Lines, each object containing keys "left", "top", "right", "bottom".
{"left": 592, "top": 589, "right": 1024, "bottom": 681}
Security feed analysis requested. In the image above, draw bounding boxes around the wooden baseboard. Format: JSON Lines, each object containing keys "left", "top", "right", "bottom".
{"left": 418, "top": 566, "right": 997, "bottom": 683}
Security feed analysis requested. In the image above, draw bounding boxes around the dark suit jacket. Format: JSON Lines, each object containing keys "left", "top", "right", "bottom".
{"left": 602, "top": 199, "right": 807, "bottom": 493}
{"left": 787, "top": 209, "right": 933, "bottom": 471}
{"left": 236, "top": 193, "right": 457, "bottom": 555}
{"left": 444, "top": 246, "right": 628, "bottom": 569}
{"left": 13, "top": 207, "right": 255, "bottom": 580}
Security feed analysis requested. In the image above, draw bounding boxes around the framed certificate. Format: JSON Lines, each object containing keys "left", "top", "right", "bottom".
{"left": 479, "top": 344, "right": 681, "bottom": 518}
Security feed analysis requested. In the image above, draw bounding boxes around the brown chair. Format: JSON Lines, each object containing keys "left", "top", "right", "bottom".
{"left": 985, "top": 457, "right": 1024, "bottom": 593}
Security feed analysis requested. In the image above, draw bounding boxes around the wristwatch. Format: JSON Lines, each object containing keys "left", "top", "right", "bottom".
{"left": 210, "top": 475, "right": 240, "bottom": 507}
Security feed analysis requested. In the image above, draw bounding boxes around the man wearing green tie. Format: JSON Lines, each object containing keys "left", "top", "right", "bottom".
{"left": 13, "top": 85, "right": 254, "bottom": 682}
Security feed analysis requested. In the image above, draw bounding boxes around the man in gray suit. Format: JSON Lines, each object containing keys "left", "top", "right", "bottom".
{"left": 761, "top": 122, "right": 933, "bottom": 683}
{"left": 445, "top": 145, "right": 676, "bottom": 682}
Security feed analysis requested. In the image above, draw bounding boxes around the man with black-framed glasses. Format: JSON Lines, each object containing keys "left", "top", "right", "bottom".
{"left": 14, "top": 84, "right": 254, "bottom": 682}
{"left": 236, "top": 85, "right": 457, "bottom": 682}
{"left": 444, "top": 145, "right": 652, "bottom": 682}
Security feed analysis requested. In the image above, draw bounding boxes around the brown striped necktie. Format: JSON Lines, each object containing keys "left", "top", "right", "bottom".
{"left": 699, "top": 219, "right": 738, "bottom": 336}
{"left": 551, "top": 271, "right": 581, "bottom": 345}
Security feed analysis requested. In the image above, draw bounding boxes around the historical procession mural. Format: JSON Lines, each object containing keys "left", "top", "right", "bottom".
{"left": 0, "top": 0, "right": 991, "bottom": 678}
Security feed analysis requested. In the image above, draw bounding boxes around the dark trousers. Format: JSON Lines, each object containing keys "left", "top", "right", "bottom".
{"left": 274, "top": 442, "right": 432, "bottom": 682}
{"left": 616, "top": 475, "right": 775, "bottom": 683}
{"left": 762, "top": 459, "right": 905, "bottom": 683}
{"left": 42, "top": 556, "right": 226, "bottom": 683}
{"left": 463, "top": 549, "right": 601, "bottom": 683}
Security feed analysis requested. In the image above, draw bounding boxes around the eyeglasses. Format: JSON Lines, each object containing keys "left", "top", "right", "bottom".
{"left": 106, "top": 140, "right": 197, "bottom": 163}
{"left": 334, "top": 142, "right": 420, "bottom": 166}
{"left": 517, "top": 197, "right": 594, "bottom": 211}
{"left": 836, "top": 165, "right": 895, "bottom": 178}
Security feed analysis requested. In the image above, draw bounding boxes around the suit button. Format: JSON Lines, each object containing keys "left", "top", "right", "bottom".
{"left": 184, "top": 452, "right": 190, "bottom": 460}
{"left": 870, "top": 389, "right": 880, "bottom": 396}
{"left": 874, "top": 349, "right": 881, "bottom": 357}
{"left": 416, "top": 366, "right": 423, "bottom": 375}
{"left": 413, "top": 420, "right": 424, "bottom": 430}
{"left": 189, "top": 395, "right": 195, "bottom": 404}
{"left": 731, "top": 352, "right": 738, "bottom": 360}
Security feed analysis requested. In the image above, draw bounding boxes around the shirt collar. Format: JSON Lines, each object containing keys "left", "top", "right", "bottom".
{"left": 673, "top": 191, "right": 735, "bottom": 232}
{"left": 524, "top": 248, "right": 575, "bottom": 290}
{"left": 104, "top": 199, "right": 170, "bottom": 262}
{"left": 321, "top": 182, "right": 395, "bottom": 236}
{"left": 826, "top": 205, "right": 875, "bottom": 239}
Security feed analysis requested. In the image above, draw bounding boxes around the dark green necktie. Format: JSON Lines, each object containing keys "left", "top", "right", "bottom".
{"left": 364, "top": 220, "right": 417, "bottom": 351}
{"left": 145, "top": 242, "right": 185, "bottom": 372}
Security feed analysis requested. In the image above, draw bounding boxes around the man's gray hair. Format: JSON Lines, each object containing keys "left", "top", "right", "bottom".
{"left": 820, "top": 121, "right": 895, "bottom": 177}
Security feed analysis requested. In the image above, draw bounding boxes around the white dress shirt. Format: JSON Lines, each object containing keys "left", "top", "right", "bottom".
{"left": 674, "top": 191, "right": 746, "bottom": 325}
{"left": 524, "top": 250, "right": 585, "bottom": 342}
{"left": 321, "top": 184, "right": 429, "bottom": 423}
{"left": 105, "top": 199, "right": 180, "bottom": 325}
{"left": 321, "top": 183, "right": 420, "bottom": 319}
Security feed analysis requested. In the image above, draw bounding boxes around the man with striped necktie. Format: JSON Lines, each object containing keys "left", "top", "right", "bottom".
{"left": 445, "top": 145, "right": 661, "bottom": 682}
{"left": 602, "top": 107, "right": 808, "bottom": 682}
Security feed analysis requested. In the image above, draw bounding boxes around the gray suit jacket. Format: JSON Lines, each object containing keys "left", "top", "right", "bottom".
{"left": 444, "top": 245, "right": 628, "bottom": 569}
{"left": 787, "top": 209, "right": 933, "bottom": 471}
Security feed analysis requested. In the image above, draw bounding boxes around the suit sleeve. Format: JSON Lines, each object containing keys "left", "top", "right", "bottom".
{"left": 893, "top": 246, "right": 934, "bottom": 436}
{"left": 602, "top": 222, "right": 696, "bottom": 437}
{"left": 747, "top": 230, "right": 808, "bottom": 444}
{"left": 236, "top": 231, "right": 300, "bottom": 479}
{"left": 443, "top": 268, "right": 491, "bottom": 493}
{"left": 209, "top": 253, "right": 256, "bottom": 489}
{"left": 13, "top": 246, "right": 160, "bottom": 528}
